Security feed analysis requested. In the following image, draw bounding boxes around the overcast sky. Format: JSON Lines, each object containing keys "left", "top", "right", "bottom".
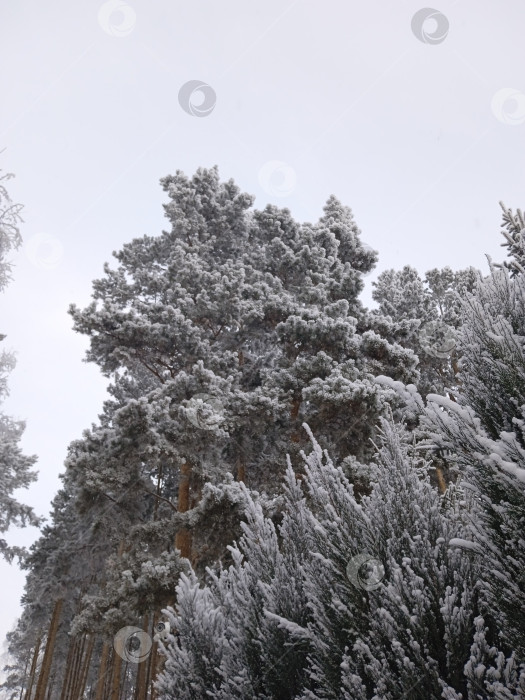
{"left": 1, "top": 0, "right": 524, "bottom": 663}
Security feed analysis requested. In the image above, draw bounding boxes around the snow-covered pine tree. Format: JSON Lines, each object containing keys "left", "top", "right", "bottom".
{"left": 157, "top": 415, "right": 477, "bottom": 699}
{"left": 423, "top": 263, "right": 525, "bottom": 695}
{"left": 0, "top": 168, "right": 39, "bottom": 564}
{"left": 370, "top": 264, "right": 478, "bottom": 399}
{"left": 0, "top": 169, "right": 23, "bottom": 292}
{"left": 9, "top": 166, "right": 419, "bottom": 697}
{"left": 495, "top": 201, "right": 525, "bottom": 276}
{"left": 63, "top": 166, "right": 416, "bottom": 617}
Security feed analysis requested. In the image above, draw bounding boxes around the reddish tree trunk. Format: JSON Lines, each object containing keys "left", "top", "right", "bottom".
{"left": 133, "top": 615, "right": 149, "bottom": 700}
{"left": 77, "top": 636, "right": 95, "bottom": 700}
{"left": 23, "top": 636, "right": 41, "bottom": 700}
{"left": 94, "top": 642, "right": 110, "bottom": 700}
{"left": 236, "top": 453, "right": 245, "bottom": 482}
{"left": 34, "top": 598, "right": 63, "bottom": 700}
{"left": 109, "top": 649, "right": 122, "bottom": 700}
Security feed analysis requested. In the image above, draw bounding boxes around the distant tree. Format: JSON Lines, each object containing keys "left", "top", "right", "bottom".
{"left": 0, "top": 169, "right": 23, "bottom": 291}
{"left": 370, "top": 264, "right": 479, "bottom": 399}
{"left": 0, "top": 166, "right": 39, "bottom": 698}
{"left": 0, "top": 167, "right": 38, "bottom": 563}
{"left": 495, "top": 201, "right": 525, "bottom": 276}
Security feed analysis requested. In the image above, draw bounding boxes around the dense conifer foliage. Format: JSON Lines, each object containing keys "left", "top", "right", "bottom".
{"left": 2, "top": 169, "right": 524, "bottom": 699}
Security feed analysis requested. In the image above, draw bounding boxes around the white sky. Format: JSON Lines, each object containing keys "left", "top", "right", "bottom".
{"left": 1, "top": 0, "right": 524, "bottom": 663}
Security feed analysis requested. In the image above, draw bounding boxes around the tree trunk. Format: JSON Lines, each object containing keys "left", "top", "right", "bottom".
{"left": 149, "top": 644, "right": 162, "bottom": 700}
{"left": 435, "top": 465, "right": 447, "bottom": 494}
{"left": 133, "top": 615, "right": 149, "bottom": 700}
{"left": 18, "top": 652, "right": 30, "bottom": 700}
{"left": 34, "top": 598, "right": 63, "bottom": 700}
{"left": 68, "top": 636, "right": 85, "bottom": 700}
{"left": 118, "top": 660, "right": 128, "bottom": 700}
{"left": 59, "top": 635, "right": 78, "bottom": 700}
{"left": 147, "top": 613, "right": 160, "bottom": 700}
{"left": 153, "top": 463, "right": 164, "bottom": 521}
{"left": 44, "top": 668, "right": 56, "bottom": 700}
{"left": 109, "top": 649, "right": 122, "bottom": 700}
{"left": 77, "top": 636, "right": 95, "bottom": 700}
{"left": 175, "top": 461, "right": 192, "bottom": 558}
{"left": 236, "top": 453, "right": 245, "bottom": 482}
{"left": 23, "top": 636, "right": 41, "bottom": 700}
{"left": 94, "top": 642, "right": 110, "bottom": 700}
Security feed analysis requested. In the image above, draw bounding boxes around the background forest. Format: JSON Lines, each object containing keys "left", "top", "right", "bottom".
{"left": 1, "top": 165, "right": 524, "bottom": 698}
{"left": 1, "top": 2, "right": 524, "bottom": 699}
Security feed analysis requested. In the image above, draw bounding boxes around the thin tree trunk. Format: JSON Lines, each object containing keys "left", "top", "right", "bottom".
{"left": 175, "top": 461, "right": 192, "bottom": 558}
{"left": 149, "top": 642, "right": 161, "bottom": 700}
{"left": 23, "top": 636, "right": 41, "bottom": 700}
{"left": 146, "top": 613, "right": 160, "bottom": 700}
{"left": 18, "top": 652, "right": 30, "bottom": 700}
{"left": 69, "top": 636, "right": 86, "bottom": 700}
{"left": 34, "top": 598, "right": 63, "bottom": 700}
{"left": 94, "top": 643, "right": 110, "bottom": 700}
{"left": 77, "top": 636, "right": 95, "bottom": 700}
{"left": 44, "top": 668, "right": 56, "bottom": 700}
{"left": 118, "top": 660, "right": 128, "bottom": 700}
{"left": 133, "top": 615, "right": 149, "bottom": 700}
{"left": 236, "top": 453, "right": 245, "bottom": 482}
{"left": 110, "top": 648, "right": 122, "bottom": 700}
{"left": 59, "top": 635, "right": 78, "bottom": 700}
{"left": 153, "top": 463, "right": 164, "bottom": 521}
{"left": 435, "top": 466, "right": 447, "bottom": 494}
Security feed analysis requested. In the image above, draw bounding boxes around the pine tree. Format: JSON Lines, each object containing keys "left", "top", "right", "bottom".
{"left": 7, "top": 166, "right": 420, "bottom": 696}
{"left": 0, "top": 169, "right": 23, "bottom": 292}
{"left": 370, "top": 263, "right": 478, "bottom": 399}
{"left": 62, "top": 166, "right": 416, "bottom": 629}
{"left": 157, "top": 416, "right": 478, "bottom": 698}
{"left": 423, "top": 264, "right": 525, "bottom": 692}
{"left": 0, "top": 168, "right": 38, "bottom": 564}
{"left": 495, "top": 201, "right": 525, "bottom": 276}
